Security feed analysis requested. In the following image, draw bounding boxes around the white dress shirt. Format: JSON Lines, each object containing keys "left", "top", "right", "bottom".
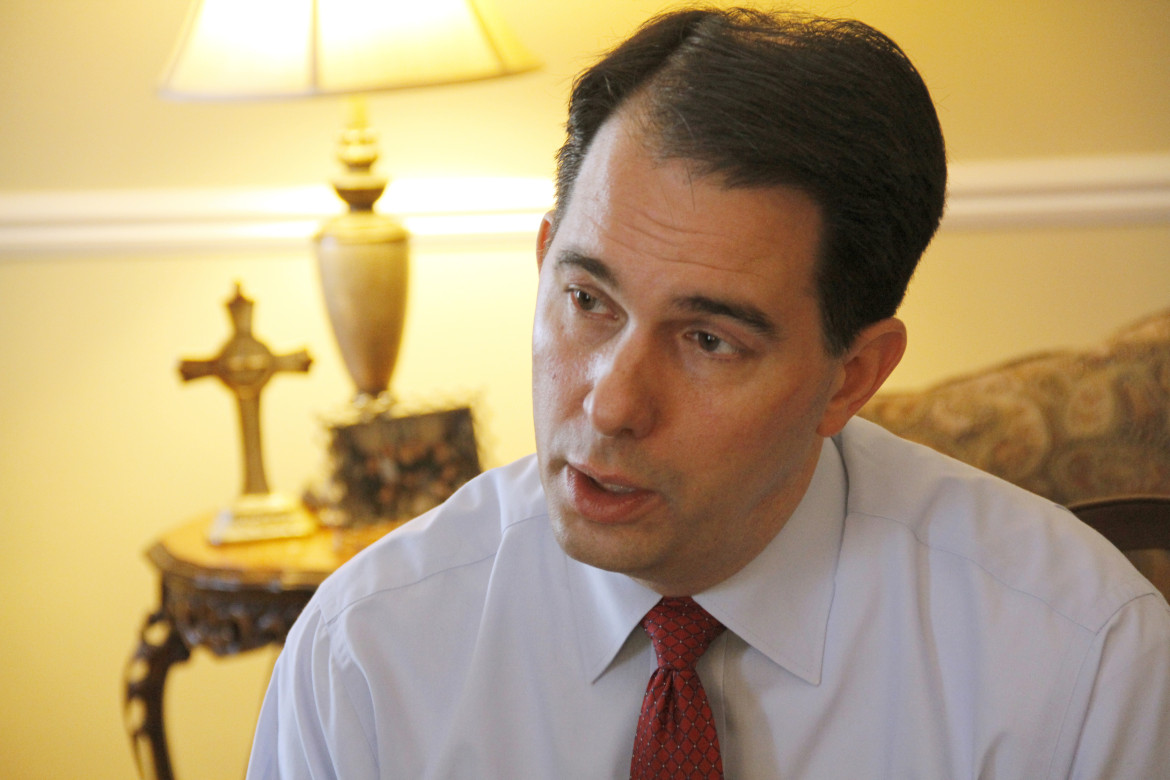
{"left": 247, "top": 418, "right": 1170, "bottom": 779}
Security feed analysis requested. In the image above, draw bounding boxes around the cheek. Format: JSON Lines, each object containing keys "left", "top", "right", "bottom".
{"left": 686, "top": 382, "right": 825, "bottom": 462}
{"left": 532, "top": 313, "right": 577, "bottom": 420}
{"left": 531, "top": 294, "right": 559, "bottom": 377}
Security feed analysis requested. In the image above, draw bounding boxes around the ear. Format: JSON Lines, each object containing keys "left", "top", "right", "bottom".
{"left": 816, "top": 317, "right": 907, "bottom": 437}
{"left": 536, "top": 210, "right": 556, "bottom": 271}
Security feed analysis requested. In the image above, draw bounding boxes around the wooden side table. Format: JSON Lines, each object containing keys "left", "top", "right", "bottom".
{"left": 123, "top": 514, "right": 402, "bottom": 780}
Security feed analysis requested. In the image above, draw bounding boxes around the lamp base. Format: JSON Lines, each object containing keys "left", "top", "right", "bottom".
{"left": 315, "top": 95, "right": 410, "bottom": 400}
{"left": 315, "top": 212, "right": 409, "bottom": 399}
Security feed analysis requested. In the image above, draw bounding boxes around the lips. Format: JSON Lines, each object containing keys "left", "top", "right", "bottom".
{"left": 562, "top": 463, "right": 657, "bottom": 524}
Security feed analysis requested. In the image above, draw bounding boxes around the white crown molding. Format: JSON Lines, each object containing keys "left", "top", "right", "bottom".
{"left": 1, "top": 155, "right": 1168, "bottom": 257}
{"left": 945, "top": 154, "right": 1170, "bottom": 229}
{"left": 0, "top": 178, "right": 555, "bottom": 257}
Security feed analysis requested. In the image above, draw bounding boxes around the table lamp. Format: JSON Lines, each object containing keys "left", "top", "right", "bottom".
{"left": 160, "top": 0, "right": 540, "bottom": 403}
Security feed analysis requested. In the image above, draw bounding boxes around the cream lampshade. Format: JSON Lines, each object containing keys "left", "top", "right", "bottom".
{"left": 160, "top": 0, "right": 539, "bottom": 400}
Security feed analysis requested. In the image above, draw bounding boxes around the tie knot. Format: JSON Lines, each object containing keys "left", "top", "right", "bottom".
{"left": 642, "top": 597, "right": 725, "bottom": 671}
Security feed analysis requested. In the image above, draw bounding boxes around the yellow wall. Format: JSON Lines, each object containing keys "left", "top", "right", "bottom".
{"left": 1, "top": 1, "right": 1167, "bottom": 778}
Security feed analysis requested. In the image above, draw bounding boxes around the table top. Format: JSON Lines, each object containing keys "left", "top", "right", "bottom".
{"left": 147, "top": 514, "right": 406, "bottom": 591}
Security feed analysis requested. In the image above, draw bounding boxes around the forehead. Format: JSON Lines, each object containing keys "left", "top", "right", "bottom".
{"left": 552, "top": 111, "right": 824, "bottom": 294}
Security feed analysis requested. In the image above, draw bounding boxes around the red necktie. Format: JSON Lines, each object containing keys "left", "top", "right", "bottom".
{"left": 630, "top": 597, "right": 726, "bottom": 780}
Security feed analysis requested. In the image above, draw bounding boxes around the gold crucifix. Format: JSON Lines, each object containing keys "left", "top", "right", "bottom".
{"left": 178, "top": 283, "right": 317, "bottom": 544}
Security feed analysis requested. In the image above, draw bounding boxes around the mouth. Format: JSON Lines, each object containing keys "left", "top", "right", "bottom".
{"left": 561, "top": 462, "right": 656, "bottom": 524}
{"left": 584, "top": 472, "right": 639, "bottom": 494}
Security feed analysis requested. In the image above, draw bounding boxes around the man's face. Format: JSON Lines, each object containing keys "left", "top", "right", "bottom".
{"left": 532, "top": 110, "right": 849, "bottom": 595}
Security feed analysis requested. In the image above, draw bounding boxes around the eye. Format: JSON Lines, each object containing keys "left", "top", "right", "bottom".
{"left": 570, "top": 287, "right": 603, "bottom": 313}
{"left": 688, "top": 330, "right": 738, "bottom": 356}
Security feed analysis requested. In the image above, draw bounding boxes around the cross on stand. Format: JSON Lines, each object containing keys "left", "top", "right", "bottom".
{"left": 178, "top": 283, "right": 317, "bottom": 544}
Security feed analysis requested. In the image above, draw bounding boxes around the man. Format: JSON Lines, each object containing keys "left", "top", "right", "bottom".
{"left": 248, "top": 8, "right": 1170, "bottom": 778}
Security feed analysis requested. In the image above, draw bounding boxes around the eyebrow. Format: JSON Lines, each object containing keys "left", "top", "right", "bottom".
{"left": 554, "top": 249, "right": 779, "bottom": 338}
{"left": 555, "top": 250, "right": 617, "bottom": 286}
{"left": 676, "top": 295, "right": 778, "bottom": 337}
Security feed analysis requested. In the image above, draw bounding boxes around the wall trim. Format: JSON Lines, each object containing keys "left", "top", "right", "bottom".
{"left": 944, "top": 154, "right": 1170, "bottom": 229}
{"left": 0, "top": 177, "right": 555, "bottom": 257}
{"left": 2, "top": 155, "right": 1168, "bottom": 257}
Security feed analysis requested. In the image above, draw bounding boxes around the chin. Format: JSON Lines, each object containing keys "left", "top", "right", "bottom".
{"left": 549, "top": 506, "right": 658, "bottom": 577}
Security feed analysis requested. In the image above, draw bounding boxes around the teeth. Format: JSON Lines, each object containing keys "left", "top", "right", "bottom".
{"left": 599, "top": 481, "right": 636, "bottom": 494}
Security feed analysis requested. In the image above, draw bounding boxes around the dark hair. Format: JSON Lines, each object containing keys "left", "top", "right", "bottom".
{"left": 553, "top": 7, "right": 947, "bottom": 355}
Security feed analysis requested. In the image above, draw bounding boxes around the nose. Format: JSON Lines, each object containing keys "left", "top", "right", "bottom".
{"left": 583, "top": 333, "right": 656, "bottom": 439}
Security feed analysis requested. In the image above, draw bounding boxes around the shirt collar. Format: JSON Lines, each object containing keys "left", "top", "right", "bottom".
{"left": 565, "top": 554, "right": 661, "bottom": 683}
{"left": 700, "top": 436, "right": 846, "bottom": 685}
{"left": 563, "top": 436, "right": 847, "bottom": 686}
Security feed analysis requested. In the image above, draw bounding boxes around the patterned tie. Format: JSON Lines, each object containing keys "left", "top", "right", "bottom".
{"left": 630, "top": 597, "right": 726, "bottom": 780}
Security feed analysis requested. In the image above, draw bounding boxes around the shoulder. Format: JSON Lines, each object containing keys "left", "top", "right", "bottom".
{"left": 836, "top": 418, "right": 1160, "bottom": 632}
{"left": 264, "top": 456, "right": 555, "bottom": 764}
{"left": 308, "top": 455, "right": 548, "bottom": 624}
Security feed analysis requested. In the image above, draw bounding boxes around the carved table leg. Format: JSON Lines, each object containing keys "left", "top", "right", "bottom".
{"left": 124, "top": 605, "right": 191, "bottom": 780}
